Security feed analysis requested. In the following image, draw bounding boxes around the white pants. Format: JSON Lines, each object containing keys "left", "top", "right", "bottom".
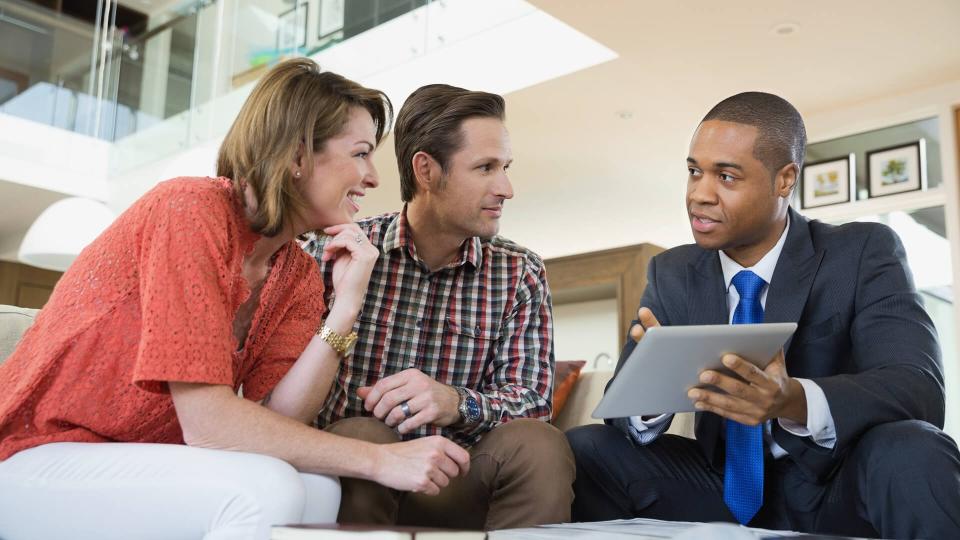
{"left": 0, "top": 442, "right": 340, "bottom": 540}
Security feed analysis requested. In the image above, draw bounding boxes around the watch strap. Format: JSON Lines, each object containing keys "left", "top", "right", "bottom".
{"left": 316, "top": 324, "right": 358, "bottom": 356}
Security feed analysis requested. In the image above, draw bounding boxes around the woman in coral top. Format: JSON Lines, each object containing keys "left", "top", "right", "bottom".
{"left": 0, "top": 58, "right": 469, "bottom": 540}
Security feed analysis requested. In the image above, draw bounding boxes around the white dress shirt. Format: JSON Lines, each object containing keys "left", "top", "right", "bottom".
{"left": 628, "top": 216, "right": 838, "bottom": 456}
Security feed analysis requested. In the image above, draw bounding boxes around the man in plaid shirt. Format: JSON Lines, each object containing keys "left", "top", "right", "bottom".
{"left": 303, "top": 84, "right": 574, "bottom": 529}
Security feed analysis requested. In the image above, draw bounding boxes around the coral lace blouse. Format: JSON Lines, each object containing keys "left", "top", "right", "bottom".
{"left": 0, "top": 177, "right": 325, "bottom": 461}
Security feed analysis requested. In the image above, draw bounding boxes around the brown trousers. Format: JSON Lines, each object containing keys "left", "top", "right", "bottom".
{"left": 325, "top": 417, "right": 575, "bottom": 530}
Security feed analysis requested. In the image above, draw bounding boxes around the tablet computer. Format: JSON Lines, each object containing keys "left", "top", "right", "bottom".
{"left": 591, "top": 322, "right": 797, "bottom": 418}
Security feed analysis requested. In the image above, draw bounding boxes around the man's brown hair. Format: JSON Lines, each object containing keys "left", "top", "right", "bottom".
{"left": 217, "top": 58, "right": 392, "bottom": 236}
{"left": 394, "top": 84, "right": 505, "bottom": 202}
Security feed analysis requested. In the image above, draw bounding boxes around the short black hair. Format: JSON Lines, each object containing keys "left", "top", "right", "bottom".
{"left": 702, "top": 91, "right": 806, "bottom": 176}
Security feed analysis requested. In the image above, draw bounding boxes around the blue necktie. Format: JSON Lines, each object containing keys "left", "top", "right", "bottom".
{"left": 724, "top": 270, "right": 766, "bottom": 525}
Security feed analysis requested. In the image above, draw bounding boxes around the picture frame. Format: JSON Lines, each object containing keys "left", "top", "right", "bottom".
{"left": 800, "top": 154, "right": 854, "bottom": 209}
{"left": 277, "top": 5, "right": 309, "bottom": 52}
{"left": 866, "top": 140, "right": 925, "bottom": 198}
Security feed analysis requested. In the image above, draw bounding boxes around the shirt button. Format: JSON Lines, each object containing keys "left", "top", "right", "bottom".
{"left": 474, "top": 324, "right": 481, "bottom": 335}
{"left": 416, "top": 319, "right": 423, "bottom": 328}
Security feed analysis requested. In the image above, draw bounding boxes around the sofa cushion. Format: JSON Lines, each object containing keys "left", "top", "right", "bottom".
{"left": 553, "top": 369, "right": 613, "bottom": 432}
{"left": 0, "top": 305, "right": 38, "bottom": 365}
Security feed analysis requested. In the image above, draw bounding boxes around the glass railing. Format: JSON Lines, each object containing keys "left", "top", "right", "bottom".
{"left": 1, "top": 0, "right": 522, "bottom": 140}
{"left": 0, "top": 0, "right": 103, "bottom": 137}
{"left": 112, "top": 0, "right": 459, "bottom": 173}
{"left": 3, "top": 0, "right": 547, "bottom": 172}
{"left": 0, "top": 0, "right": 205, "bottom": 142}
{"left": 109, "top": 8, "right": 201, "bottom": 141}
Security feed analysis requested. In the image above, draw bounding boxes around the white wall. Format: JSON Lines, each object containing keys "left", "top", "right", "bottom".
{"left": 552, "top": 298, "right": 619, "bottom": 373}
{"left": 0, "top": 113, "right": 109, "bottom": 200}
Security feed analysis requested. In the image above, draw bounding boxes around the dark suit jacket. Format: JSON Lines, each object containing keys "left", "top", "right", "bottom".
{"left": 608, "top": 207, "right": 944, "bottom": 483}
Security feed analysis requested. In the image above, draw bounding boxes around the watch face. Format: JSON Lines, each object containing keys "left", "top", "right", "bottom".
{"left": 465, "top": 396, "right": 481, "bottom": 422}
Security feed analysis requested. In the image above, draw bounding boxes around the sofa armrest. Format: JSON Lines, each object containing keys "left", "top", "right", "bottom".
{"left": 0, "top": 305, "right": 39, "bottom": 365}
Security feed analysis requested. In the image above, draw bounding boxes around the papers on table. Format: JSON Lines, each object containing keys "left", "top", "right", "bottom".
{"left": 490, "top": 518, "right": 807, "bottom": 540}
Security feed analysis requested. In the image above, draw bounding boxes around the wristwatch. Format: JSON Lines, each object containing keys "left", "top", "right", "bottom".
{"left": 456, "top": 387, "right": 482, "bottom": 426}
{"left": 316, "top": 324, "right": 358, "bottom": 358}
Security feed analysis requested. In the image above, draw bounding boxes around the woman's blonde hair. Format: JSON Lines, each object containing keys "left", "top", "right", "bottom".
{"left": 217, "top": 58, "right": 392, "bottom": 236}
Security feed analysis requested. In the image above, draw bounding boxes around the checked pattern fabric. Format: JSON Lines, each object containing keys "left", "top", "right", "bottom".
{"left": 724, "top": 269, "right": 767, "bottom": 524}
{"left": 302, "top": 208, "right": 554, "bottom": 447}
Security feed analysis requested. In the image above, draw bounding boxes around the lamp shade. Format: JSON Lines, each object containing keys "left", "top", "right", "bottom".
{"left": 18, "top": 197, "right": 116, "bottom": 272}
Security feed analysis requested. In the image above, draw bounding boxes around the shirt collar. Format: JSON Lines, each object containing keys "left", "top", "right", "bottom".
{"left": 383, "top": 204, "right": 482, "bottom": 270}
{"left": 381, "top": 208, "right": 405, "bottom": 254}
{"left": 718, "top": 214, "right": 790, "bottom": 291}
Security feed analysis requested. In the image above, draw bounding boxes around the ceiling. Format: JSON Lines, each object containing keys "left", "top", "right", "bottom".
{"left": 356, "top": 0, "right": 960, "bottom": 258}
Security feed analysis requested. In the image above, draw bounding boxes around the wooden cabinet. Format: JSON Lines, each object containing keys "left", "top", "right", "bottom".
{"left": 0, "top": 261, "right": 62, "bottom": 309}
{"left": 544, "top": 243, "right": 663, "bottom": 350}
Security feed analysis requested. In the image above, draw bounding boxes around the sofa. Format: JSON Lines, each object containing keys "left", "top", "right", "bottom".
{"left": 0, "top": 304, "right": 693, "bottom": 438}
{"left": 0, "top": 304, "right": 38, "bottom": 365}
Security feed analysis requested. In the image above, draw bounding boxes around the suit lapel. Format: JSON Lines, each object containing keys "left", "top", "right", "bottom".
{"left": 686, "top": 249, "right": 728, "bottom": 325}
{"left": 687, "top": 248, "right": 727, "bottom": 466}
{"left": 764, "top": 208, "right": 824, "bottom": 351}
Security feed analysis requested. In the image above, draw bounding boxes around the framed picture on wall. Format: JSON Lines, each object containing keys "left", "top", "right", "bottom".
{"left": 277, "top": 5, "right": 309, "bottom": 51}
{"left": 866, "top": 140, "right": 925, "bottom": 198}
{"left": 800, "top": 155, "right": 854, "bottom": 209}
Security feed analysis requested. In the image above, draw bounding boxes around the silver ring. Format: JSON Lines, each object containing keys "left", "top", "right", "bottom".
{"left": 355, "top": 233, "right": 363, "bottom": 244}
{"left": 400, "top": 401, "right": 412, "bottom": 418}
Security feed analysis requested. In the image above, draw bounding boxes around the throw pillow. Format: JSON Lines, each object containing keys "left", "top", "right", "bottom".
{"left": 552, "top": 360, "right": 587, "bottom": 421}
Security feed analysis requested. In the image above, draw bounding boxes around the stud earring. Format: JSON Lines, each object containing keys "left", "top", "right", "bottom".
{"left": 295, "top": 171, "right": 302, "bottom": 178}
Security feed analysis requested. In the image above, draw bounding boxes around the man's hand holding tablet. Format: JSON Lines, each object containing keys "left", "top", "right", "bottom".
{"left": 593, "top": 308, "right": 798, "bottom": 419}
{"left": 690, "top": 349, "right": 807, "bottom": 426}
{"left": 627, "top": 307, "right": 805, "bottom": 425}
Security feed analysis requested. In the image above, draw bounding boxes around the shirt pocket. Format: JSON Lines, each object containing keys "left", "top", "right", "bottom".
{"left": 440, "top": 316, "right": 502, "bottom": 380}
{"left": 444, "top": 316, "right": 501, "bottom": 340}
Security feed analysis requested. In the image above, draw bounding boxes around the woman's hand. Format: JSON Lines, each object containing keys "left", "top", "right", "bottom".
{"left": 319, "top": 223, "right": 378, "bottom": 317}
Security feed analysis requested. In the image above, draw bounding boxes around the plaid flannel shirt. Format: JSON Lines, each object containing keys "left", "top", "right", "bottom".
{"left": 302, "top": 207, "right": 554, "bottom": 447}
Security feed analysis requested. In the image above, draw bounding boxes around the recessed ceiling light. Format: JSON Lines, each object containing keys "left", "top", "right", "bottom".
{"left": 770, "top": 22, "right": 800, "bottom": 36}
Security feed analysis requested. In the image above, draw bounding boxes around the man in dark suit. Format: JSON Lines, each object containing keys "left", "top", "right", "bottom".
{"left": 566, "top": 92, "right": 960, "bottom": 539}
